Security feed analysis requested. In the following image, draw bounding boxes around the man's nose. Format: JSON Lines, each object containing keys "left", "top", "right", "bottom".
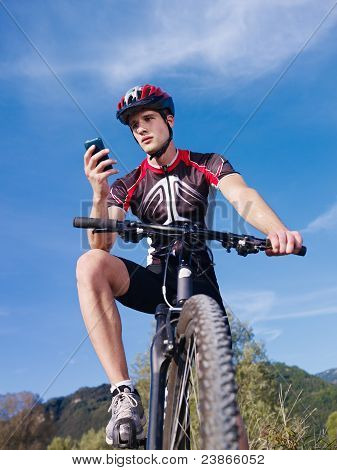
{"left": 137, "top": 124, "right": 148, "bottom": 135}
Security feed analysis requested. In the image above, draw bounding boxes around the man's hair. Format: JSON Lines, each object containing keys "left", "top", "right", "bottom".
{"left": 128, "top": 107, "right": 173, "bottom": 127}
{"left": 161, "top": 108, "right": 173, "bottom": 118}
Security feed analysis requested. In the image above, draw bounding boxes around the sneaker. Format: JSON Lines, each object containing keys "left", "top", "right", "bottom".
{"left": 106, "top": 385, "right": 146, "bottom": 447}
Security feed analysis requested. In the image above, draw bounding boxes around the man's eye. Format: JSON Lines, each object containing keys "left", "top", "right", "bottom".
{"left": 131, "top": 116, "right": 153, "bottom": 129}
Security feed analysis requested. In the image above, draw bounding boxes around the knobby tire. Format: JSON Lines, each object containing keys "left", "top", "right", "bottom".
{"left": 163, "top": 294, "right": 239, "bottom": 450}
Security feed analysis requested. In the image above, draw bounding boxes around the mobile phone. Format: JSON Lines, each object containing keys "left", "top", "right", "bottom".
{"left": 84, "top": 137, "right": 113, "bottom": 171}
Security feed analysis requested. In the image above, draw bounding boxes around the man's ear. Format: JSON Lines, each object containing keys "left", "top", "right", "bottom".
{"left": 166, "top": 114, "right": 174, "bottom": 128}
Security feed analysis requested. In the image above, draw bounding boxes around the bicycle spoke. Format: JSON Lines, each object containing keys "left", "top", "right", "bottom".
{"left": 183, "top": 379, "right": 199, "bottom": 450}
{"left": 168, "top": 336, "right": 202, "bottom": 450}
{"left": 175, "top": 361, "right": 192, "bottom": 449}
{"left": 187, "top": 342, "right": 200, "bottom": 422}
{"left": 170, "top": 340, "right": 192, "bottom": 448}
{"left": 186, "top": 340, "right": 201, "bottom": 449}
{"left": 176, "top": 412, "right": 191, "bottom": 446}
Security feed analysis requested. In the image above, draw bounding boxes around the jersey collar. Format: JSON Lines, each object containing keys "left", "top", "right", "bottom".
{"left": 146, "top": 149, "right": 181, "bottom": 174}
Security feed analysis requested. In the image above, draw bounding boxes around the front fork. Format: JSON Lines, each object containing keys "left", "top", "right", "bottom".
{"left": 146, "top": 262, "right": 192, "bottom": 449}
{"left": 147, "top": 303, "right": 177, "bottom": 449}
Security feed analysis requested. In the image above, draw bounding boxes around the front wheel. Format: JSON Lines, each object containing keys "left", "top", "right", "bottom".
{"left": 163, "top": 294, "right": 239, "bottom": 450}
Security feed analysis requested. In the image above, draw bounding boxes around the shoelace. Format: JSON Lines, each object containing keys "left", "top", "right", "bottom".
{"left": 108, "top": 392, "right": 138, "bottom": 416}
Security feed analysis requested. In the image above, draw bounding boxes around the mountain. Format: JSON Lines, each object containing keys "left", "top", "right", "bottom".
{"left": 271, "top": 363, "right": 337, "bottom": 433}
{"left": 43, "top": 384, "right": 111, "bottom": 440}
{"left": 316, "top": 368, "right": 337, "bottom": 385}
{"left": 1, "top": 363, "right": 337, "bottom": 449}
{"left": 0, "top": 384, "right": 112, "bottom": 449}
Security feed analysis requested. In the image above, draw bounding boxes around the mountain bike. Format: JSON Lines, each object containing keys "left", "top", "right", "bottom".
{"left": 73, "top": 217, "right": 306, "bottom": 450}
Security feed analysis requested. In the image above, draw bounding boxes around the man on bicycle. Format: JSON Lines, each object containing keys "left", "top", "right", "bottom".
{"left": 76, "top": 84, "right": 303, "bottom": 449}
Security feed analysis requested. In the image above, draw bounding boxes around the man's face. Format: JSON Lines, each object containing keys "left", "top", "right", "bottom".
{"left": 129, "top": 109, "right": 174, "bottom": 154}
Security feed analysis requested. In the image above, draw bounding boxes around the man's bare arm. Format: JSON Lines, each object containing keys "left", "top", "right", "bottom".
{"left": 219, "top": 174, "right": 286, "bottom": 233}
{"left": 218, "top": 173, "right": 303, "bottom": 255}
{"left": 88, "top": 201, "right": 125, "bottom": 252}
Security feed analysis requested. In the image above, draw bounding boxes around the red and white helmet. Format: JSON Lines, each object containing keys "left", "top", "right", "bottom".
{"left": 116, "top": 84, "right": 175, "bottom": 125}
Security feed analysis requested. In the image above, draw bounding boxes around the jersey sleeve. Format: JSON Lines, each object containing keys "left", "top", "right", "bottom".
{"left": 107, "top": 178, "right": 128, "bottom": 212}
{"left": 205, "top": 153, "right": 240, "bottom": 188}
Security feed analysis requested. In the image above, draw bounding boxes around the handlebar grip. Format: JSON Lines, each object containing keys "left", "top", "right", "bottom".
{"left": 296, "top": 245, "right": 307, "bottom": 257}
{"left": 73, "top": 217, "right": 93, "bottom": 228}
{"left": 265, "top": 239, "right": 307, "bottom": 257}
{"left": 73, "top": 217, "right": 119, "bottom": 231}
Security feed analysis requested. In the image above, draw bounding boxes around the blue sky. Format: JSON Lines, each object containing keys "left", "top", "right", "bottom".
{"left": 1, "top": 0, "right": 337, "bottom": 401}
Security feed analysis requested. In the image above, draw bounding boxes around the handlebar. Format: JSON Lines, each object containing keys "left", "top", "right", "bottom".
{"left": 73, "top": 217, "right": 307, "bottom": 257}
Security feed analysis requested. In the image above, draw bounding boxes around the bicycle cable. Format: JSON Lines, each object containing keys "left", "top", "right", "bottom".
{"left": 162, "top": 239, "right": 177, "bottom": 309}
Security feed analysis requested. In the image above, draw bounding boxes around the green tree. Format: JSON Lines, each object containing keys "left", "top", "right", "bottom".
{"left": 48, "top": 436, "right": 77, "bottom": 450}
{"left": 78, "top": 428, "right": 111, "bottom": 450}
{"left": 226, "top": 310, "right": 330, "bottom": 449}
{"left": 326, "top": 411, "right": 337, "bottom": 446}
{"left": 48, "top": 429, "right": 112, "bottom": 450}
{"left": 236, "top": 345, "right": 278, "bottom": 441}
{"left": 130, "top": 350, "right": 151, "bottom": 438}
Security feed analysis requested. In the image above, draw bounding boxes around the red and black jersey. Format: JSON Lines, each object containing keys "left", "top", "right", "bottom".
{"left": 107, "top": 149, "right": 239, "bottom": 265}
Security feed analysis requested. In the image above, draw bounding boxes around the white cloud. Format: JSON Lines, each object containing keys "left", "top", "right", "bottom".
{"left": 222, "top": 289, "right": 277, "bottom": 323}
{"left": 268, "top": 305, "right": 337, "bottom": 321}
{"left": 3, "top": 0, "right": 337, "bottom": 92}
{"left": 254, "top": 327, "right": 283, "bottom": 342}
{"left": 224, "top": 284, "right": 337, "bottom": 331}
{"left": 283, "top": 285, "right": 337, "bottom": 303}
{"left": 85, "top": 0, "right": 337, "bottom": 90}
{"left": 302, "top": 202, "right": 337, "bottom": 233}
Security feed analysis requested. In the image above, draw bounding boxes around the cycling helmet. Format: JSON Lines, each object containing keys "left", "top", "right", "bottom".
{"left": 116, "top": 84, "right": 175, "bottom": 160}
{"left": 116, "top": 84, "right": 174, "bottom": 125}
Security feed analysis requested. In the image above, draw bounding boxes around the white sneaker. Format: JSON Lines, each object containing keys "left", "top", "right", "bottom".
{"left": 106, "top": 385, "right": 146, "bottom": 447}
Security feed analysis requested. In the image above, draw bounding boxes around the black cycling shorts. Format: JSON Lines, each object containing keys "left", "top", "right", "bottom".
{"left": 115, "top": 256, "right": 226, "bottom": 315}
{"left": 115, "top": 257, "right": 232, "bottom": 347}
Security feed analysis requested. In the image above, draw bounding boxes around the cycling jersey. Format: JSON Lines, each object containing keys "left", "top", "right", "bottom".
{"left": 107, "top": 148, "right": 239, "bottom": 265}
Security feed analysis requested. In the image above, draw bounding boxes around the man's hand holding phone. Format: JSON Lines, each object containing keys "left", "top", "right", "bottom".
{"left": 84, "top": 138, "right": 118, "bottom": 201}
